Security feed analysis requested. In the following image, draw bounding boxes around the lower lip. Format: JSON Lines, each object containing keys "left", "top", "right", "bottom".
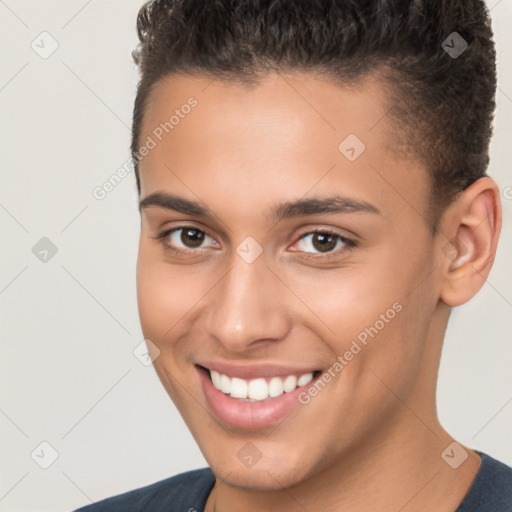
{"left": 196, "top": 366, "right": 319, "bottom": 430}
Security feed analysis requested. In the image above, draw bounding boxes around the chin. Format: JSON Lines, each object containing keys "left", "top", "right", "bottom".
{"left": 209, "top": 457, "right": 310, "bottom": 491}
{"left": 224, "top": 469, "right": 297, "bottom": 491}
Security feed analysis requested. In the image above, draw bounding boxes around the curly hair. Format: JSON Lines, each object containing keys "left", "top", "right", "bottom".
{"left": 131, "top": 0, "right": 497, "bottom": 230}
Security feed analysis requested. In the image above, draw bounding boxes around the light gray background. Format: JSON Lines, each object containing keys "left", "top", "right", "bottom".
{"left": 0, "top": 1, "right": 511, "bottom": 510}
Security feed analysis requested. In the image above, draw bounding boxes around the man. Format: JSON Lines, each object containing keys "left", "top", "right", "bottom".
{"left": 75, "top": 0, "right": 512, "bottom": 510}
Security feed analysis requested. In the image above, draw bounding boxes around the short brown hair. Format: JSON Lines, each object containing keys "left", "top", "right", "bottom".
{"left": 131, "top": 0, "right": 497, "bottom": 230}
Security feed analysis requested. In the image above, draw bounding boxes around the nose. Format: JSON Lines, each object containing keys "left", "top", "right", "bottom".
{"left": 203, "top": 250, "right": 291, "bottom": 353}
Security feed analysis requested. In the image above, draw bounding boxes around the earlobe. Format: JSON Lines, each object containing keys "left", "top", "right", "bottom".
{"left": 439, "top": 177, "right": 502, "bottom": 307}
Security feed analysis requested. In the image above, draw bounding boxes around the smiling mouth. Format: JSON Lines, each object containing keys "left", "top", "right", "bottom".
{"left": 197, "top": 365, "right": 322, "bottom": 402}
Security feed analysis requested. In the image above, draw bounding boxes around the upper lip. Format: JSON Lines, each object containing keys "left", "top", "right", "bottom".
{"left": 197, "top": 361, "right": 321, "bottom": 380}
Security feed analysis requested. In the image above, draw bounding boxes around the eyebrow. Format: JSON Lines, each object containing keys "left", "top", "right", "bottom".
{"left": 139, "top": 191, "right": 380, "bottom": 222}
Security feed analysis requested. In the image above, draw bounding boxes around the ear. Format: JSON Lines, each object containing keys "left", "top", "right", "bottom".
{"left": 439, "top": 177, "right": 502, "bottom": 307}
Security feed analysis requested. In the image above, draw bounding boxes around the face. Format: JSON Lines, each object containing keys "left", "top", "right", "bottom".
{"left": 136, "top": 72, "right": 444, "bottom": 490}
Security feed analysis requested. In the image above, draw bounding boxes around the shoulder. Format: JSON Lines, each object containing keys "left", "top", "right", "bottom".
{"left": 457, "top": 452, "right": 512, "bottom": 511}
{"left": 72, "top": 467, "right": 215, "bottom": 512}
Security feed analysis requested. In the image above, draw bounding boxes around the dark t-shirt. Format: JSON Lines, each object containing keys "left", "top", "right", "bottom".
{"left": 73, "top": 451, "right": 512, "bottom": 511}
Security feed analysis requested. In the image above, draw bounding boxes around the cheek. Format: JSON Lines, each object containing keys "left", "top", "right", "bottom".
{"left": 287, "top": 252, "right": 432, "bottom": 385}
{"left": 282, "top": 263, "right": 404, "bottom": 345}
{"left": 136, "top": 251, "right": 201, "bottom": 342}
{"left": 339, "top": 264, "right": 436, "bottom": 398}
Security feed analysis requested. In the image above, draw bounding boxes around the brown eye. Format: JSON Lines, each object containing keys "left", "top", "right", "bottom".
{"left": 294, "top": 230, "right": 352, "bottom": 256}
{"left": 180, "top": 228, "right": 205, "bottom": 248}
{"left": 311, "top": 232, "right": 338, "bottom": 252}
{"left": 155, "top": 226, "right": 215, "bottom": 254}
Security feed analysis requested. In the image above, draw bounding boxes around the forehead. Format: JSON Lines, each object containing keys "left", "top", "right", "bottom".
{"left": 138, "top": 72, "right": 429, "bottom": 225}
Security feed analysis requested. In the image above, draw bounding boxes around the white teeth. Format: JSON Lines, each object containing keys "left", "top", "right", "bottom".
{"left": 208, "top": 369, "right": 316, "bottom": 401}
{"left": 268, "top": 377, "right": 284, "bottom": 397}
{"left": 230, "top": 377, "right": 248, "bottom": 399}
{"left": 220, "top": 373, "right": 231, "bottom": 394}
{"left": 297, "top": 372, "right": 314, "bottom": 386}
{"left": 211, "top": 370, "right": 221, "bottom": 389}
{"left": 283, "top": 375, "right": 297, "bottom": 392}
{"left": 248, "top": 378, "right": 269, "bottom": 400}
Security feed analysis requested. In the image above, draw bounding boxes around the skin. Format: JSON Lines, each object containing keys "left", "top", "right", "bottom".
{"left": 135, "top": 72, "right": 501, "bottom": 511}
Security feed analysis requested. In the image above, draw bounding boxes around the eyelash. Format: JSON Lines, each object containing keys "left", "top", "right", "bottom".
{"left": 152, "top": 226, "right": 356, "bottom": 260}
